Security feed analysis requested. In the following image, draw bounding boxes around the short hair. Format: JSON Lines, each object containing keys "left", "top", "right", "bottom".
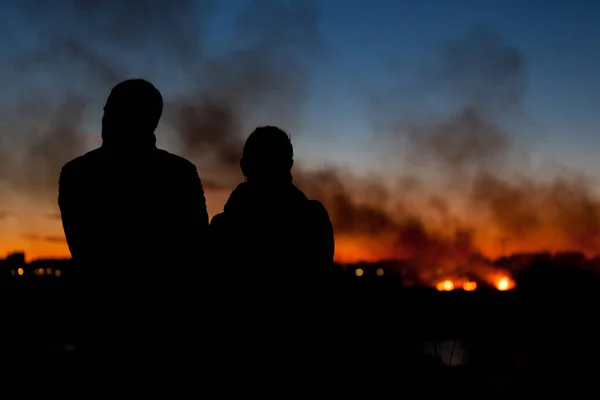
{"left": 241, "top": 126, "right": 294, "bottom": 180}
{"left": 104, "top": 79, "right": 163, "bottom": 131}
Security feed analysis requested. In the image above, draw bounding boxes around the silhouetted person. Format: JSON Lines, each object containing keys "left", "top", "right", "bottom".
{"left": 210, "top": 126, "right": 335, "bottom": 287}
{"left": 58, "top": 79, "right": 208, "bottom": 368}
{"left": 208, "top": 127, "right": 338, "bottom": 381}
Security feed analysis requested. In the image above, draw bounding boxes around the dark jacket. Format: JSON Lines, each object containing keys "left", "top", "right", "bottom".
{"left": 208, "top": 181, "right": 342, "bottom": 380}
{"left": 209, "top": 181, "right": 335, "bottom": 286}
{"left": 58, "top": 145, "right": 209, "bottom": 288}
{"left": 58, "top": 143, "right": 209, "bottom": 356}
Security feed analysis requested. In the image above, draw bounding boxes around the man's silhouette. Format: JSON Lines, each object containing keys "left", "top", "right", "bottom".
{"left": 210, "top": 126, "right": 335, "bottom": 287}
{"left": 58, "top": 79, "right": 208, "bottom": 361}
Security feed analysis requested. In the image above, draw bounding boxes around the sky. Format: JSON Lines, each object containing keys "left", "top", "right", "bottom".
{"left": 0, "top": 0, "right": 599, "bottom": 261}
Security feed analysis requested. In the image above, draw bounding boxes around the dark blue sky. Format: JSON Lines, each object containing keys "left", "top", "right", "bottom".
{"left": 313, "top": 0, "right": 600, "bottom": 173}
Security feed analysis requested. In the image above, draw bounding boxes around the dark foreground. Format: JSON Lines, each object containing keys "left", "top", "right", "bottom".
{"left": 2, "top": 278, "right": 598, "bottom": 395}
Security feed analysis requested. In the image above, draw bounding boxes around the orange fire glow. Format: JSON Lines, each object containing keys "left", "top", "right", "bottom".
{"left": 1, "top": 184, "right": 593, "bottom": 294}
{"left": 495, "top": 276, "right": 515, "bottom": 291}
{"left": 435, "top": 276, "right": 514, "bottom": 291}
{"left": 435, "top": 279, "right": 481, "bottom": 291}
{"left": 436, "top": 280, "right": 454, "bottom": 291}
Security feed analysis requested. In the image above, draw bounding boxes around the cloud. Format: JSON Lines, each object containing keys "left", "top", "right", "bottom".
{"left": 45, "top": 213, "right": 62, "bottom": 221}
{"left": 22, "top": 234, "right": 66, "bottom": 244}
{"left": 0, "top": 211, "right": 14, "bottom": 220}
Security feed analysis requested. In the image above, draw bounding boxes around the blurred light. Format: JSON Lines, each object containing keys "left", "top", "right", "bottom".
{"left": 10, "top": 270, "right": 15, "bottom": 277}
{"left": 38, "top": 268, "right": 45, "bottom": 276}
{"left": 463, "top": 281, "right": 477, "bottom": 291}
{"left": 55, "top": 270, "right": 62, "bottom": 277}
{"left": 46, "top": 268, "right": 52, "bottom": 275}
{"left": 17, "top": 268, "right": 24, "bottom": 276}
{"left": 497, "top": 277, "right": 511, "bottom": 291}
{"left": 355, "top": 268, "right": 364, "bottom": 277}
{"left": 376, "top": 268, "right": 384, "bottom": 277}
{"left": 436, "top": 280, "right": 454, "bottom": 291}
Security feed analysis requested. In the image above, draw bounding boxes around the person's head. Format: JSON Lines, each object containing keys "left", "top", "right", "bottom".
{"left": 101, "top": 79, "right": 163, "bottom": 148}
{"left": 241, "top": 126, "right": 294, "bottom": 183}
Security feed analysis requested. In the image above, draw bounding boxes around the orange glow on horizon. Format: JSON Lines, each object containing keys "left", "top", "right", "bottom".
{"left": 0, "top": 241, "right": 70, "bottom": 263}
{"left": 333, "top": 232, "right": 600, "bottom": 265}
{"left": 0, "top": 197, "right": 592, "bottom": 293}
{"left": 334, "top": 236, "right": 393, "bottom": 264}
{"left": 0, "top": 196, "right": 229, "bottom": 263}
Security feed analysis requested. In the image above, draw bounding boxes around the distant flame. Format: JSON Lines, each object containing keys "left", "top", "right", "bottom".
{"left": 495, "top": 276, "right": 514, "bottom": 291}
{"left": 435, "top": 276, "right": 512, "bottom": 291}
{"left": 436, "top": 280, "right": 455, "bottom": 291}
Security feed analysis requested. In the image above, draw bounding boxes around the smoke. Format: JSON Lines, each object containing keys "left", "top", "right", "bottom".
{"left": 404, "top": 27, "right": 600, "bottom": 258}
{"left": 298, "top": 26, "right": 600, "bottom": 285}
{"left": 22, "top": 233, "right": 65, "bottom": 244}
{"left": 169, "top": 0, "right": 321, "bottom": 184}
{"left": 1, "top": 1, "right": 598, "bottom": 284}
{"left": 299, "top": 26, "right": 530, "bottom": 249}
{"left": 44, "top": 214, "right": 61, "bottom": 222}
{"left": 0, "top": 0, "right": 208, "bottom": 204}
{"left": 15, "top": 97, "right": 88, "bottom": 203}
{"left": 471, "top": 172, "right": 600, "bottom": 253}
{"left": 1, "top": 0, "right": 321, "bottom": 202}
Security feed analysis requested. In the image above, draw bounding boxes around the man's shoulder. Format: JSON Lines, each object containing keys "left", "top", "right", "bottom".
{"left": 155, "top": 149, "right": 198, "bottom": 172}
{"left": 304, "top": 199, "right": 330, "bottom": 219}
{"left": 60, "top": 148, "right": 104, "bottom": 177}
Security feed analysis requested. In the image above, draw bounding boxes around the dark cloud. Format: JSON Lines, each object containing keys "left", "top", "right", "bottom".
{"left": 22, "top": 233, "right": 66, "bottom": 244}
{"left": 45, "top": 213, "right": 62, "bottom": 221}
{"left": 1, "top": 0, "right": 323, "bottom": 200}
{"left": 0, "top": 211, "right": 14, "bottom": 220}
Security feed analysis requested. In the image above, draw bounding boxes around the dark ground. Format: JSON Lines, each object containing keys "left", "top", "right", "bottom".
{"left": 1, "top": 264, "right": 599, "bottom": 394}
